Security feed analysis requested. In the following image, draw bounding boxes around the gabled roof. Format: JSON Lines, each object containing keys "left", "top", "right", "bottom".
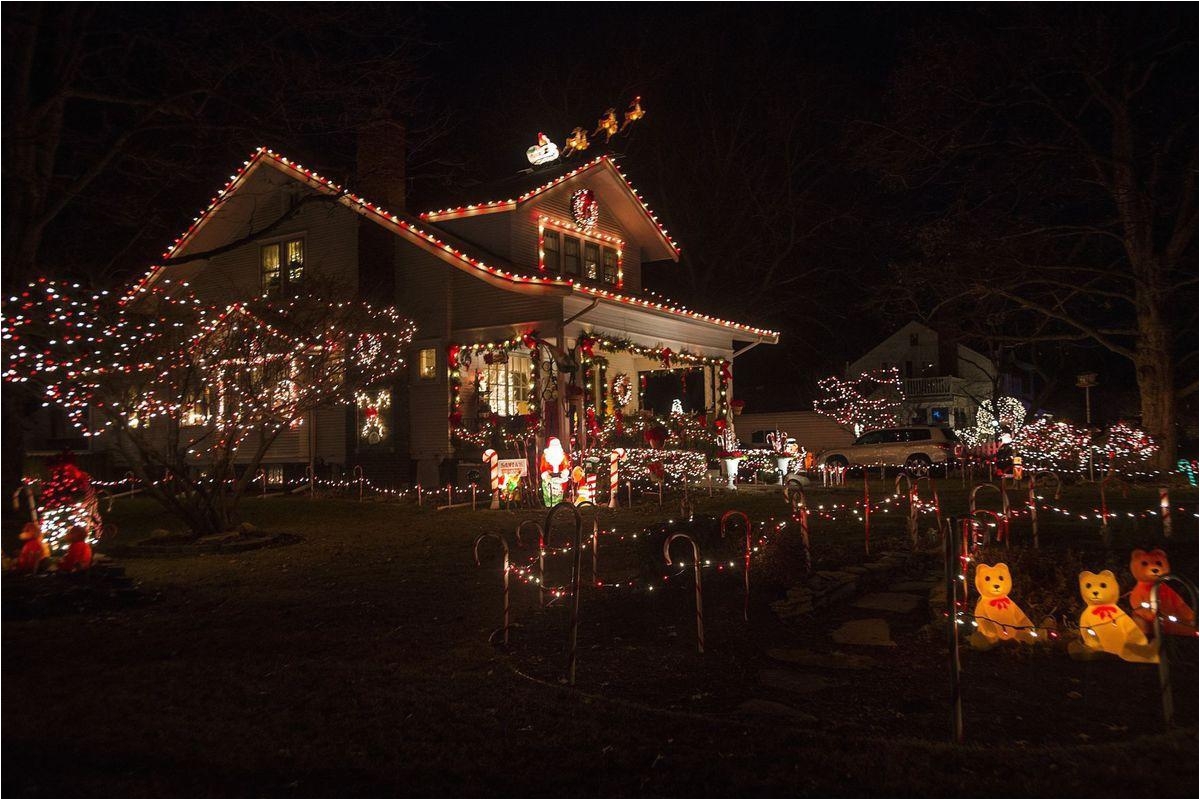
{"left": 418, "top": 155, "right": 681, "bottom": 261}
{"left": 130, "top": 147, "right": 778, "bottom": 342}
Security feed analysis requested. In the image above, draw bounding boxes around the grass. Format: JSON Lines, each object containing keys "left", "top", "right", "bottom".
{"left": 2, "top": 479, "right": 1197, "bottom": 796}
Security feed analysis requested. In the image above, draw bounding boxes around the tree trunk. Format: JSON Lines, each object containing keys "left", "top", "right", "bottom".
{"left": 1134, "top": 307, "right": 1177, "bottom": 471}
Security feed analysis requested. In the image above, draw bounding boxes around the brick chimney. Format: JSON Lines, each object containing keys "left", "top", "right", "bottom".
{"left": 356, "top": 118, "right": 407, "bottom": 212}
{"left": 355, "top": 119, "right": 405, "bottom": 305}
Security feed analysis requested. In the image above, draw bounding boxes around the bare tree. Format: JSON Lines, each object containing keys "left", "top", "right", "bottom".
{"left": 856, "top": 7, "right": 1197, "bottom": 467}
{"left": 3, "top": 278, "right": 414, "bottom": 535}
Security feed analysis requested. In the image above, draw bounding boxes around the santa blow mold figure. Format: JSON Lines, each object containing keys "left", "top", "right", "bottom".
{"left": 540, "top": 437, "right": 572, "bottom": 507}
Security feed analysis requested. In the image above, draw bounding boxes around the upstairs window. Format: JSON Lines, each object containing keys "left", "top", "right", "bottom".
{"left": 563, "top": 236, "right": 581, "bottom": 276}
{"left": 602, "top": 247, "right": 618, "bottom": 285}
{"left": 583, "top": 242, "right": 600, "bottom": 280}
{"left": 543, "top": 230, "right": 561, "bottom": 273}
{"left": 418, "top": 348, "right": 438, "bottom": 380}
{"left": 261, "top": 237, "right": 305, "bottom": 295}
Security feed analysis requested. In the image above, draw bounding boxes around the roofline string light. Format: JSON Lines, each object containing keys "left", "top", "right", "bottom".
{"left": 129, "top": 148, "right": 777, "bottom": 340}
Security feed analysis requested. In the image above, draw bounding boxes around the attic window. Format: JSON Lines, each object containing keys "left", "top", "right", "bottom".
{"left": 261, "top": 237, "right": 305, "bottom": 295}
{"left": 583, "top": 242, "right": 600, "bottom": 280}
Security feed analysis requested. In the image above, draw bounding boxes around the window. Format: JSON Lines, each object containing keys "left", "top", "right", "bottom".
{"left": 418, "top": 348, "right": 438, "bottom": 380}
{"left": 854, "top": 431, "right": 883, "bottom": 446}
{"left": 543, "top": 230, "right": 561, "bottom": 272}
{"left": 909, "top": 333, "right": 919, "bottom": 346}
{"left": 583, "top": 242, "right": 600, "bottom": 280}
{"left": 930, "top": 407, "right": 949, "bottom": 425}
{"left": 563, "top": 236, "right": 580, "bottom": 275}
{"left": 261, "top": 237, "right": 305, "bottom": 295}
{"left": 481, "top": 353, "right": 532, "bottom": 416}
{"left": 602, "top": 247, "right": 618, "bottom": 284}
{"left": 903, "top": 428, "right": 932, "bottom": 441}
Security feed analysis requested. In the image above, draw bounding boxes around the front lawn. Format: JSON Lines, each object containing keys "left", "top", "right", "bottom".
{"left": 3, "top": 480, "right": 1196, "bottom": 796}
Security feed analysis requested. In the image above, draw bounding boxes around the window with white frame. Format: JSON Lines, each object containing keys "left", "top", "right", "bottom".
{"left": 481, "top": 352, "right": 532, "bottom": 416}
{"left": 261, "top": 237, "right": 305, "bottom": 295}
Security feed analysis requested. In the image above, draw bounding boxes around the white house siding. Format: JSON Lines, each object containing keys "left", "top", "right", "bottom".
{"left": 434, "top": 213, "right": 512, "bottom": 261}
{"left": 735, "top": 411, "right": 855, "bottom": 454}
{"left": 515, "top": 174, "right": 645, "bottom": 292}
{"left": 161, "top": 165, "right": 361, "bottom": 304}
{"left": 313, "top": 405, "right": 348, "bottom": 466}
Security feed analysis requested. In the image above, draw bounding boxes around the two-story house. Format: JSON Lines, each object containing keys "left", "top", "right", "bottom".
{"left": 129, "top": 129, "right": 779, "bottom": 486}
{"left": 847, "top": 321, "right": 997, "bottom": 429}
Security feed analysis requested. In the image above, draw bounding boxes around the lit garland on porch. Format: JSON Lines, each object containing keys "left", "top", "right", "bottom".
{"left": 448, "top": 331, "right": 543, "bottom": 448}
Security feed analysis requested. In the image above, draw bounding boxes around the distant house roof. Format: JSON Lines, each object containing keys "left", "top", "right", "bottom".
{"left": 130, "top": 147, "right": 777, "bottom": 342}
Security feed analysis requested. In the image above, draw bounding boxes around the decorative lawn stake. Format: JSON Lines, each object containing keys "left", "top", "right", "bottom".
{"left": 1071, "top": 569, "right": 1158, "bottom": 664}
{"left": 1098, "top": 474, "right": 1129, "bottom": 546}
{"left": 895, "top": 473, "right": 918, "bottom": 548}
{"left": 720, "top": 510, "right": 752, "bottom": 620}
{"left": 862, "top": 471, "right": 871, "bottom": 556}
{"left": 306, "top": 464, "right": 315, "bottom": 498}
{"left": 1025, "top": 477, "right": 1038, "bottom": 549}
{"left": 1159, "top": 486, "right": 1172, "bottom": 538}
{"left": 544, "top": 501, "right": 585, "bottom": 684}
{"left": 608, "top": 448, "right": 625, "bottom": 509}
{"left": 664, "top": 532, "right": 705, "bottom": 653}
{"left": 517, "top": 519, "right": 548, "bottom": 607}
{"left": 969, "top": 483, "right": 1010, "bottom": 543}
{"left": 1151, "top": 573, "right": 1199, "bottom": 727}
{"left": 788, "top": 484, "right": 812, "bottom": 574}
{"left": 970, "top": 510, "right": 1007, "bottom": 547}
{"left": 914, "top": 475, "right": 942, "bottom": 538}
{"left": 416, "top": 483, "right": 423, "bottom": 507}
{"left": 944, "top": 516, "right": 964, "bottom": 744}
{"left": 472, "top": 533, "right": 511, "bottom": 645}
{"left": 1032, "top": 469, "right": 1063, "bottom": 500}
{"left": 354, "top": 465, "right": 364, "bottom": 502}
{"left": 483, "top": 449, "right": 500, "bottom": 510}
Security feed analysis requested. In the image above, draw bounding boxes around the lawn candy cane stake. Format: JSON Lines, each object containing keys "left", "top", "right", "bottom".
{"left": 895, "top": 473, "right": 917, "bottom": 547}
{"left": 472, "top": 533, "right": 511, "bottom": 645}
{"left": 789, "top": 484, "right": 812, "bottom": 574}
{"left": 1160, "top": 487, "right": 1172, "bottom": 538}
{"left": 607, "top": 449, "right": 625, "bottom": 508}
{"left": 914, "top": 475, "right": 941, "bottom": 537}
{"left": 969, "top": 482, "right": 1010, "bottom": 544}
{"left": 863, "top": 472, "right": 871, "bottom": 556}
{"left": 664, "top": 532, "right": 705, "bottom": 653}
{"left": 720, "top": 510, "right": 752, "bottom": 621}
{"left": 482, "top": 449, "right": 500, "bottom": 510}
{"left": 516, "top": 519, "right": 548, "bottom": 607}
{"left": 354, "top": 465, "right": 364, "bottom": 502}
{"left": 544, "top": 502, "right": 585, "bottom": 684}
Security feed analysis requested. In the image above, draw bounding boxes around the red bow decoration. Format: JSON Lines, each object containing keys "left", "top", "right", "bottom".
{"left": 720, "top": 360, "right": 732, "bottom": 381}
{"left": 660, "top": 348, "right": 672, "bottom": 369}
{"left": 649, "top": 462, "right": 665, "bottom": 482}
{"left": 448, "top": 411, "right": 463, "bottom": 426}
{"left": 586, "top": 408, "right": 601, "bottom": 437}
{"left": 447, "top": 344, "right": 462, "bottom": 365}
{"left": 1092, "top": 605, "right": 1120, "bottom": 621}
{"left": 715, "top": 418, "right": 727, "bottom": 432}
{"left": 988, "top": 597, "right": 1012, "bottom": 611}
{"left": 522, "top": 332, "right": 538, "bottom": 350}
{"left": 578, "top": 336, "right": 595, "bottom": 359}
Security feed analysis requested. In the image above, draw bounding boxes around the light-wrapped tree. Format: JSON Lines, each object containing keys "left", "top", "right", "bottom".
{"left": 3, "top": 278, "right": 414, "bottom": 536}
{"left": 812, "top": 367, "right": 905, "bottom": 436}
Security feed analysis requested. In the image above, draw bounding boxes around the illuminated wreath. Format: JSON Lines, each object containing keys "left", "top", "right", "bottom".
{"left": 571, "top": 189, "right": 599, "bottom": 232}
{"left": 611, "top": 373, "right": 632, "bottom": 407}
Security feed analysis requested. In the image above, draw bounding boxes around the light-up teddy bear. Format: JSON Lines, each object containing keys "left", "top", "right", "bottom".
{"left": 539, "top": 437, "right": 572, "bottom": 507}
{"left": 1069, "top": 570, "right": 1159, "bottom": 663}
{"left": 1129, "top": 549, "right": 1196, "bottom": 638}
{"left": 970, "top": 563, "right": 1037, "bottom": 648}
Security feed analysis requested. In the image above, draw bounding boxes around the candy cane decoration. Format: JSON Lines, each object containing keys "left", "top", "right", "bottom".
{"left": 517, "top": 518, "right": 548, "bottom": 607}
{"left": 545, "top": 501, "right": 585, "bottom": 684}
{"left": 1160, "top": 486, "right": 1172, "bottom": 538}
{"left": 354, "top": 465, "right": 365, "bottom": 502}
{"left": 895, "top": 473, "right": 918, "bottom": 547}
{"left": 862, "top": 471, "right": 871, "bottom": 556}
{"left": 608, "top": 448, "right": 625, "bottom": 508}
{"left": 10, "top": 483, "right": 37, "bottom": 524}
{"left": 664, "top": 532, "right": 705, "bottom": 653}
{"left": 969, "top": 483, "right": 1010, "bottom": 543}
{"left": 720, "top": 510, "right": 752, "bottom": 621}
{"left": 306, "top": 464, "right": 315, "bottom": 498}
{"left": 914, "top": 475, "right": 941, "bottom": 536}
{"left": 473, "top": 533, "right": 511, "bottom": 645}
{"left": 1026, "top": 476, "right": 1039, "bottom": 549}
{"left": 482, "top": 449, "right": 500, "bottom": 510}
{"left": 790, "top": 484, "right": 812, "bottom": 574}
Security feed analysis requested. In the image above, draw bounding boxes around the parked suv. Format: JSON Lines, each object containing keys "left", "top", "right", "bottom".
{"left": 817, "top": 426, "right": 957, "bottom": 474}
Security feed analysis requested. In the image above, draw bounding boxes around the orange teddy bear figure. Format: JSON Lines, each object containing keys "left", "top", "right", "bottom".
{"left": 57, "top": 525, "right": 93, "bottom": 573}
{"left": 1129, "top": 548, "right": 1196, "bottom": 638}
{"left": 14, "top": 522, "right": 51, "bottom": 574}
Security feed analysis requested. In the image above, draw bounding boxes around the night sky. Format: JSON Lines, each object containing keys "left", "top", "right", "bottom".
{"left": 6, "top": 3, "right": 1195, "bottom": 426}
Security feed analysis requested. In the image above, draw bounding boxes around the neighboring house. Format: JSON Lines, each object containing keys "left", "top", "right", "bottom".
{"left": 847, "top": 321, "right": 997, "bottom": 429}
{"left": 736, "top": 411, "right": 854, "bottom": 454}
{"left": 120, "top": 131, "right": 779, "bottom": 486}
